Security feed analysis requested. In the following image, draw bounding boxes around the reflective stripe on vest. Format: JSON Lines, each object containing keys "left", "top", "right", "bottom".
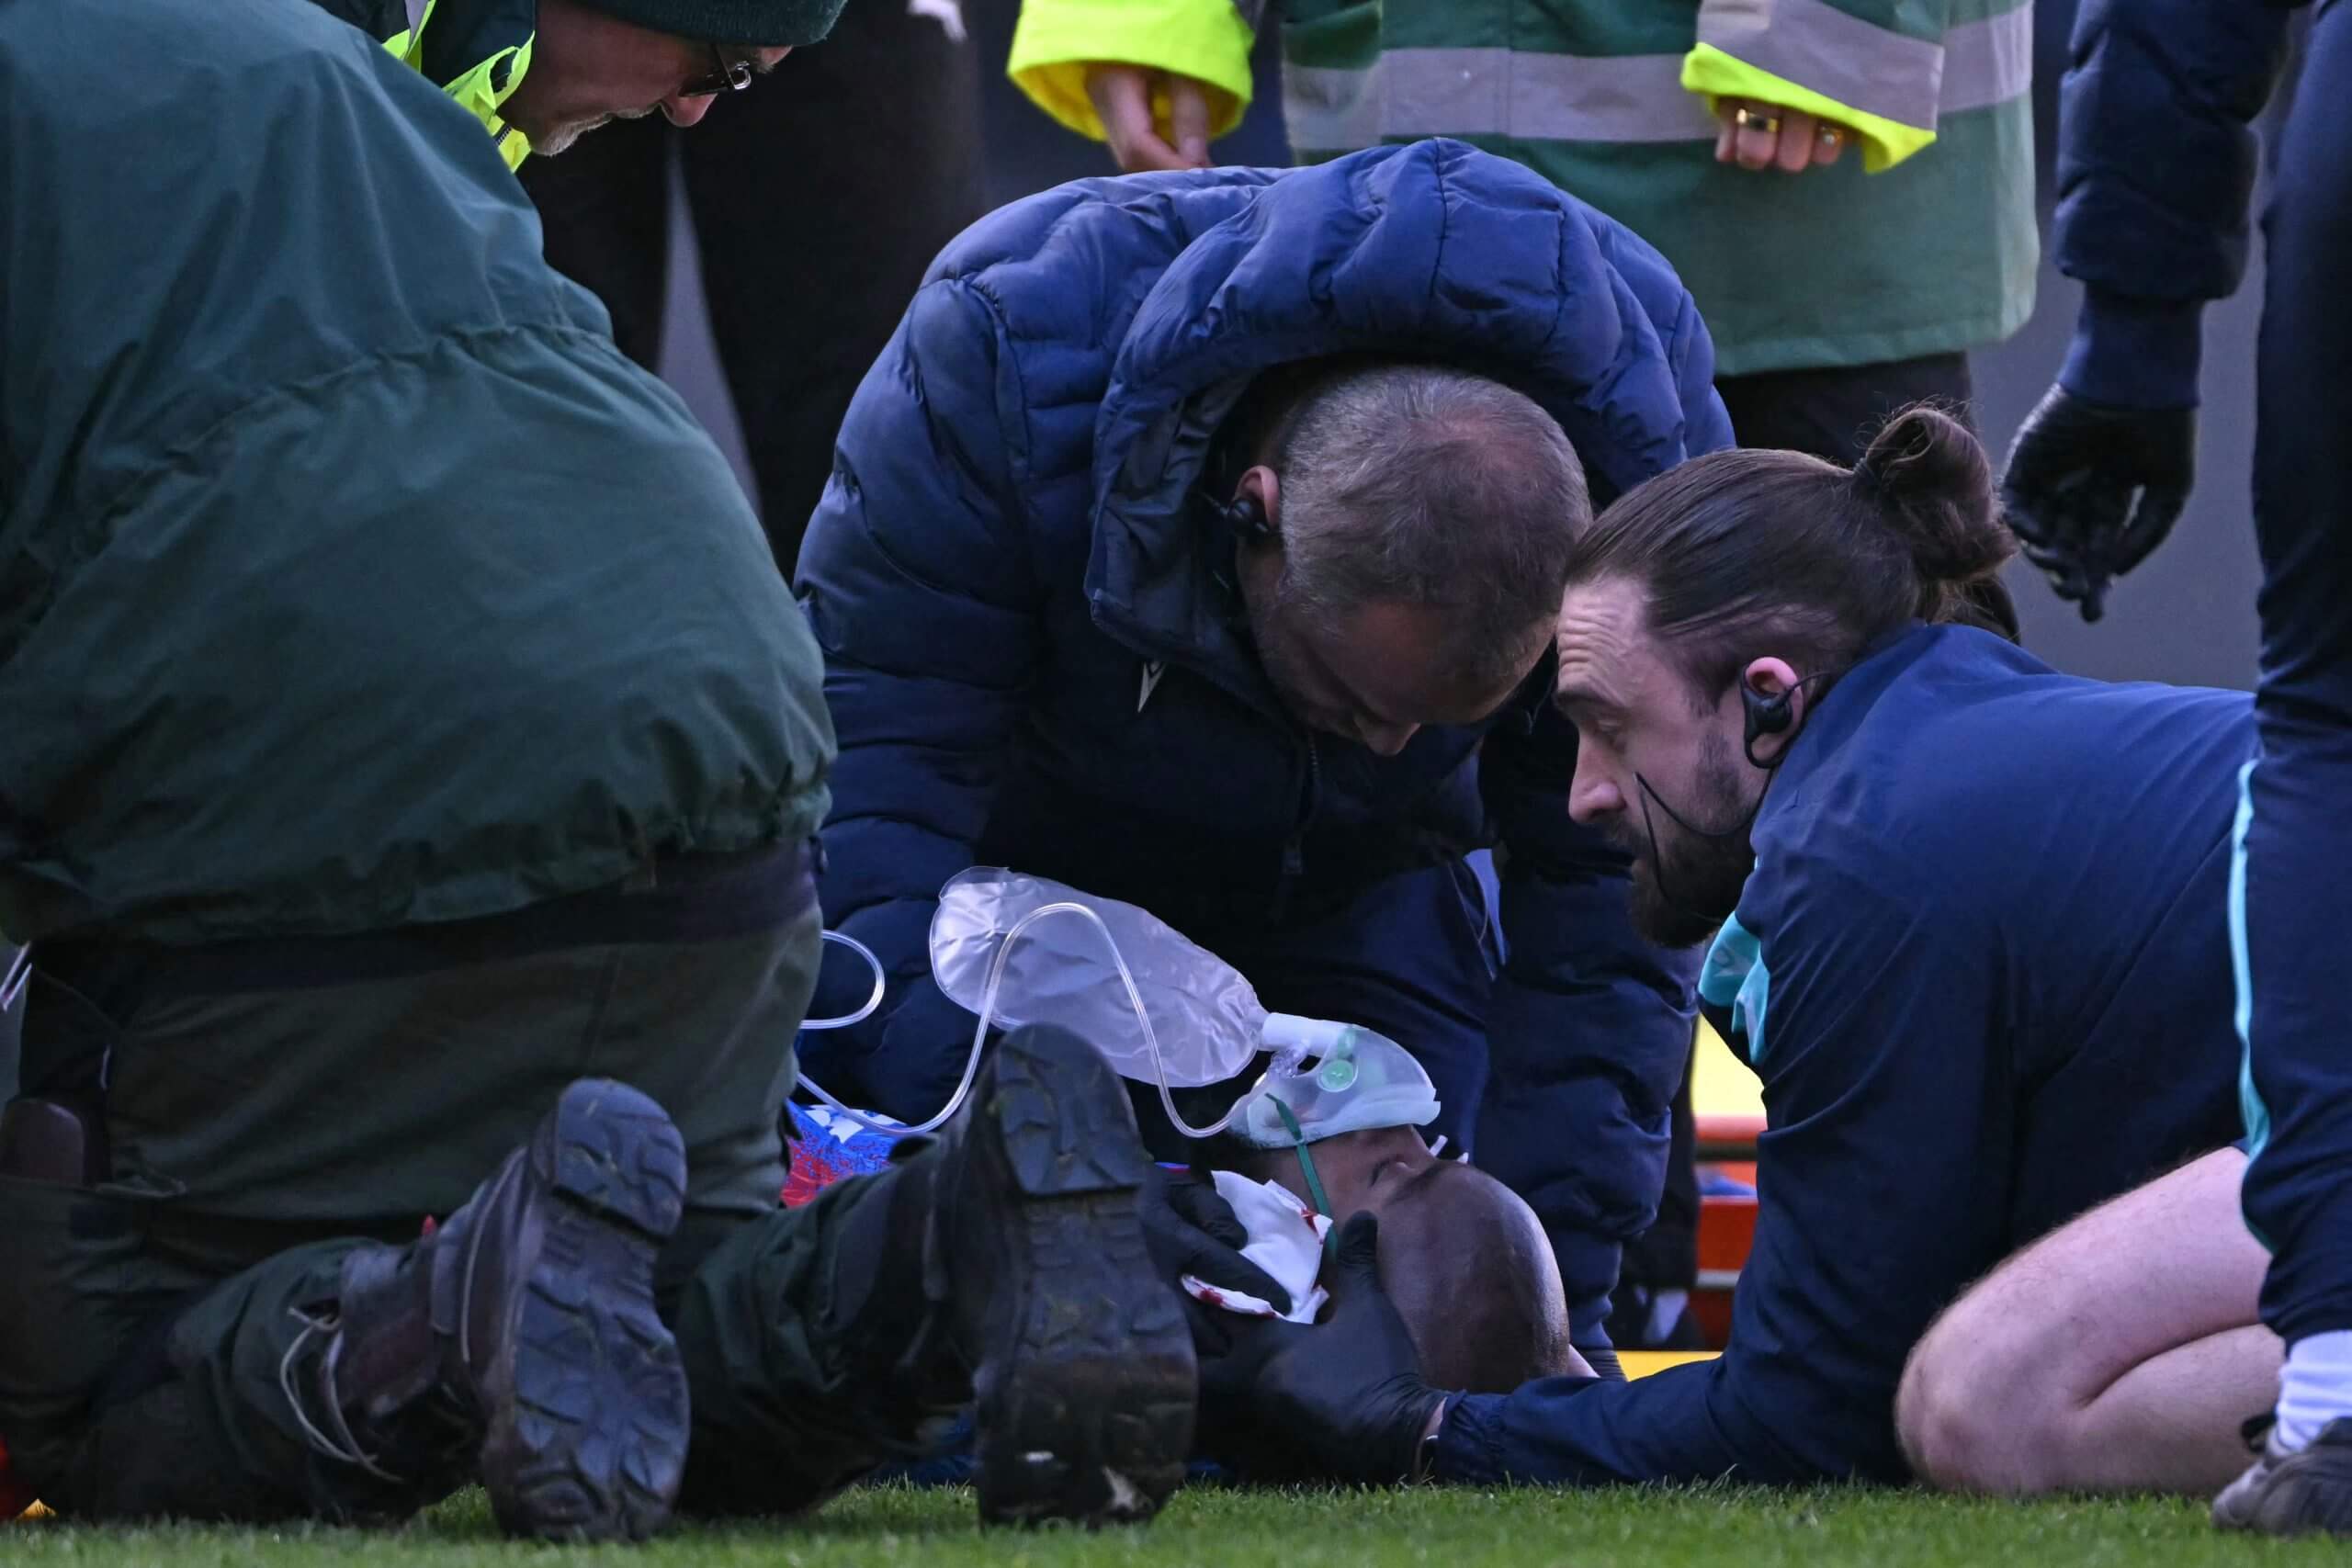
{"left": 1283, "top": 4, "right": 2030, "bottom": 152}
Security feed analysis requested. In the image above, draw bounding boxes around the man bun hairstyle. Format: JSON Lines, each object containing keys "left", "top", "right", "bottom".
{"left": 1561, "top": 401, "right": 2021, "bottom": 701}
{"left": 1849, "top": 406, "right": 2020, "bottom": 639}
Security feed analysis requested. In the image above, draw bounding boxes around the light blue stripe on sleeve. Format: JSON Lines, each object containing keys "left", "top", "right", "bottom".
{"left": 2229, "top": 758, "right": 2274, "bottom": 1227}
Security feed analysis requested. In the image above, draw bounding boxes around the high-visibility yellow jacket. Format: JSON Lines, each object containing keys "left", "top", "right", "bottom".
{"left": 1009, "top": 0, "right": 2037, "bottom": 378}
{"left": 313, "top": 0, "right": 539, "bottom": 167}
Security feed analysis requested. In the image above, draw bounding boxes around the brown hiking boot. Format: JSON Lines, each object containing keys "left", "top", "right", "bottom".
{"left": 898, "top": 1022, "right": 1198, "bottom": 1525}
{"left": 292, "top": 1078, "right": 690, "bottom": 1540}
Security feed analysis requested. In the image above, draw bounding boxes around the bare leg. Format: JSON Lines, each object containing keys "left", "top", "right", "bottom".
{"left": 1898, "top": 1148, "right": 2280, "bottom": 1495}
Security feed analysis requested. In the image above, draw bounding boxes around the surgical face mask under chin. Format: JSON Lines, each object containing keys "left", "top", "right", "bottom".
{"left": 922, "top": 868, "right": 1441, "bottom": 1144}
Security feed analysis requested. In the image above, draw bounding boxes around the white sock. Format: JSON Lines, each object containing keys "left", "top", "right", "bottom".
{"left": 2274, "top": 1330, "right": 2352, "bottom": 1452}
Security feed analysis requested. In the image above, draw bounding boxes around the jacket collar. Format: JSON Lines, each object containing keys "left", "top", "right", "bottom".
{"left": 1752, "top": 621, "right": 1940, "bottom": 835}
{"left": 415, "top": 0, "right": 535, "bottom": 90}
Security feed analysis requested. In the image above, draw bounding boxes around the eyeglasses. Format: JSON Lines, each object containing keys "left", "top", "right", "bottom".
{"left": 679, "top": 42, "right": 754, "bottom": 98}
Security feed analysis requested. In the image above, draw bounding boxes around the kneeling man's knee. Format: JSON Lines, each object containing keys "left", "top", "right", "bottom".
{"left": 1898, "top": 1330, "right": 1991, "bottom": 1490}
{"left": 1898, "top": 1302, "right": 2088, "bottom": 1495}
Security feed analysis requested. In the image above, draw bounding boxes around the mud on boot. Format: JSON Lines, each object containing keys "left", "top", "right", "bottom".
{"left": 921, "top": 1022, "right": 1197, "bottom": 1528}
{"left": 301, "top": 1078, "right": 692, "bottom": 1541}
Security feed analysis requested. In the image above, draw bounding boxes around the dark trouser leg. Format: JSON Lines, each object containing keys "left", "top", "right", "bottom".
{"left": 1714, "top": 353, "right": 1975, "bottom": 464}
{"left": 670, "top": 1169, "right": 949, "bottom": 1516}
{"left": 516, "top": 115, "right": 673, "bottom": 371}
{"left": 0, "top": 944, "right": 21, "bottom": 1100}
{"left": 674, "top": 1023, "right": 1195, "bottom": 1524}
{"left": 0, "top": 845, "right": 817, "bottom": 1523}
{"left": 61, "top": 1239, "right": 421, "bottom": 1522}
{"left": 0, "top": 1175, "right": 212, "bottom": 1508}
{"left": 681, "top": 0, "right": 986, "bottom": 571}
{"left": 48, "top": 1080, "right": 702, "bottom": 1535}
{"left": 2237, "top": 0, "right": 2352, "bottom": 1347}
{"left": 1608, "top": 1053, "right": 1701, "bottom": 1351}
{"left": 0, "top": 1170, "right": 434, "bottom": 1522}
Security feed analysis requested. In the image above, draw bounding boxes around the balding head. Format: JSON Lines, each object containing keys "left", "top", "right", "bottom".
{"left": 1271, "top": 360, "right": 1589, "bottom": 694}
{"left": 1225, "top": 360, "right": 1589, "bottom": 755}
{"left": 1371, "top": 1159, "right": 1579, "bottom": 1391}
{"left": 1230, "top": 1128, "right": 1582, "bottom": 1392}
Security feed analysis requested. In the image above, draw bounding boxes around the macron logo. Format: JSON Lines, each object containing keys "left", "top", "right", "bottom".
{"left": 1137, "top": 660, "right": 1169, "bottom": 713}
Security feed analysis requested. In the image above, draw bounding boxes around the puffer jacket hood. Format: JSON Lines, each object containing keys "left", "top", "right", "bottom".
{"left": 1078, "top": 139, "right": 1726, "bottom": 693}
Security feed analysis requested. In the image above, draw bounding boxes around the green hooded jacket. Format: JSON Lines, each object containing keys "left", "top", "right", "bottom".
{"left": 0, "top": 0, "right": 834, "bottom": 947}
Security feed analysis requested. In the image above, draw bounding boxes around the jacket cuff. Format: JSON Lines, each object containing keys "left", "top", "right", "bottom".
{"left": 1549, "top": 1218, "right": 1628, "bottom": 1343}
{"left": 2060, "top": 288, "right": 2205, "bottom": 412}
{"left": 1679, "top": 44, "right": 1935, "bottom": 173}
{"left": 1008, "top": 0, "right": 1255, "bottom": 143}
{"left": 1430, "top": 1393, "right": 1512, "bottom": 1484}
{"left": 1568, "top": 1281, "right": 1616, "bottom": 1344}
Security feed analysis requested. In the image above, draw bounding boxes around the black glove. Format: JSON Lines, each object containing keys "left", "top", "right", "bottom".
{"left": 2000, "top": 385, "right": 2196, "bottom": 624}
{"left": 1206, "top": 1213, "right": 1450, "bottom": 1486}
{"left": 1139, "top": 1168, "right": 1293, "bottom": 1327}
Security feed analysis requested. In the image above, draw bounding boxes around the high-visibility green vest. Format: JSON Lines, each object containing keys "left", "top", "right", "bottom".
{"left": 314, "top": 0, "right": 539, "bottom": 167}
{"left": 1010, "top": 0, "right": 2036, "bottom": 378}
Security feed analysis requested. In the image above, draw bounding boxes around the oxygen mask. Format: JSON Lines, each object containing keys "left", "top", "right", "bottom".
{"left": 798, "top": 866, "right": 1439, "bottom": 1146}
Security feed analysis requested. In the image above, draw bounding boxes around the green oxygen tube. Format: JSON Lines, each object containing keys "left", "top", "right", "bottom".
{"left": 1272, "top": 1097, "right": 1340, "bottom": 1265}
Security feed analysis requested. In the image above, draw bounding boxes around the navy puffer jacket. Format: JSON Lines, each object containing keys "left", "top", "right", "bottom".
{"left": 797, "top": 141, "right": 1730, "bottom": 1337}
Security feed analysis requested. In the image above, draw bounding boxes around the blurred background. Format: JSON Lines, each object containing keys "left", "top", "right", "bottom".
{"left": 650, "top": 0, "right": 2272, "bottom": 692}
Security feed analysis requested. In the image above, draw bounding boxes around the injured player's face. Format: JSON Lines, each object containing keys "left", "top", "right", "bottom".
{"left": 1231, "top": 1125, "right": 1588, "bottom": 1391}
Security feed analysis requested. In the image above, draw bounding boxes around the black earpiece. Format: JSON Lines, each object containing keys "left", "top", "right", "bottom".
{"left": 1741, "top": 681, "right": 1792, "bottom": 740}
{"left": 1740, "top": 681, "right": 1794, "bottom": 769}
{"left": 1204, "top": 489, "right": 1278, "bottom": 545}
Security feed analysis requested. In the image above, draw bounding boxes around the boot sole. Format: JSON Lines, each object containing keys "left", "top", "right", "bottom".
{"left": 482, "top": 1079, "right": 691, "bottom": 1543}
{"left": 970, "top": 1029, "right": 1197, "bottom": 1529}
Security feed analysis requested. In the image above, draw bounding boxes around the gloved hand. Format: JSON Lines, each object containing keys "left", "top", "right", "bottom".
{"left": 1204, "top": 1213, "right": 1450, "bottom": 1485}
{"left": 1139, "top": 1168, "right": 1293, "bottom": 1335}
{"left": 2000, "top": 385, "right": 2197, "bottom": 624}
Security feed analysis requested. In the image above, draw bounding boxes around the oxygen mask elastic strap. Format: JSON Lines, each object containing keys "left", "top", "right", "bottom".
{"left": 1272, "top": 1097, "right": 1340, "bottom": 1265}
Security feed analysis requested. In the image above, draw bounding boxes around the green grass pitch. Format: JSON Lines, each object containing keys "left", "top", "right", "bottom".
{"left": 6, "top": 1482, "right": 2342, "bottom": 1566}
